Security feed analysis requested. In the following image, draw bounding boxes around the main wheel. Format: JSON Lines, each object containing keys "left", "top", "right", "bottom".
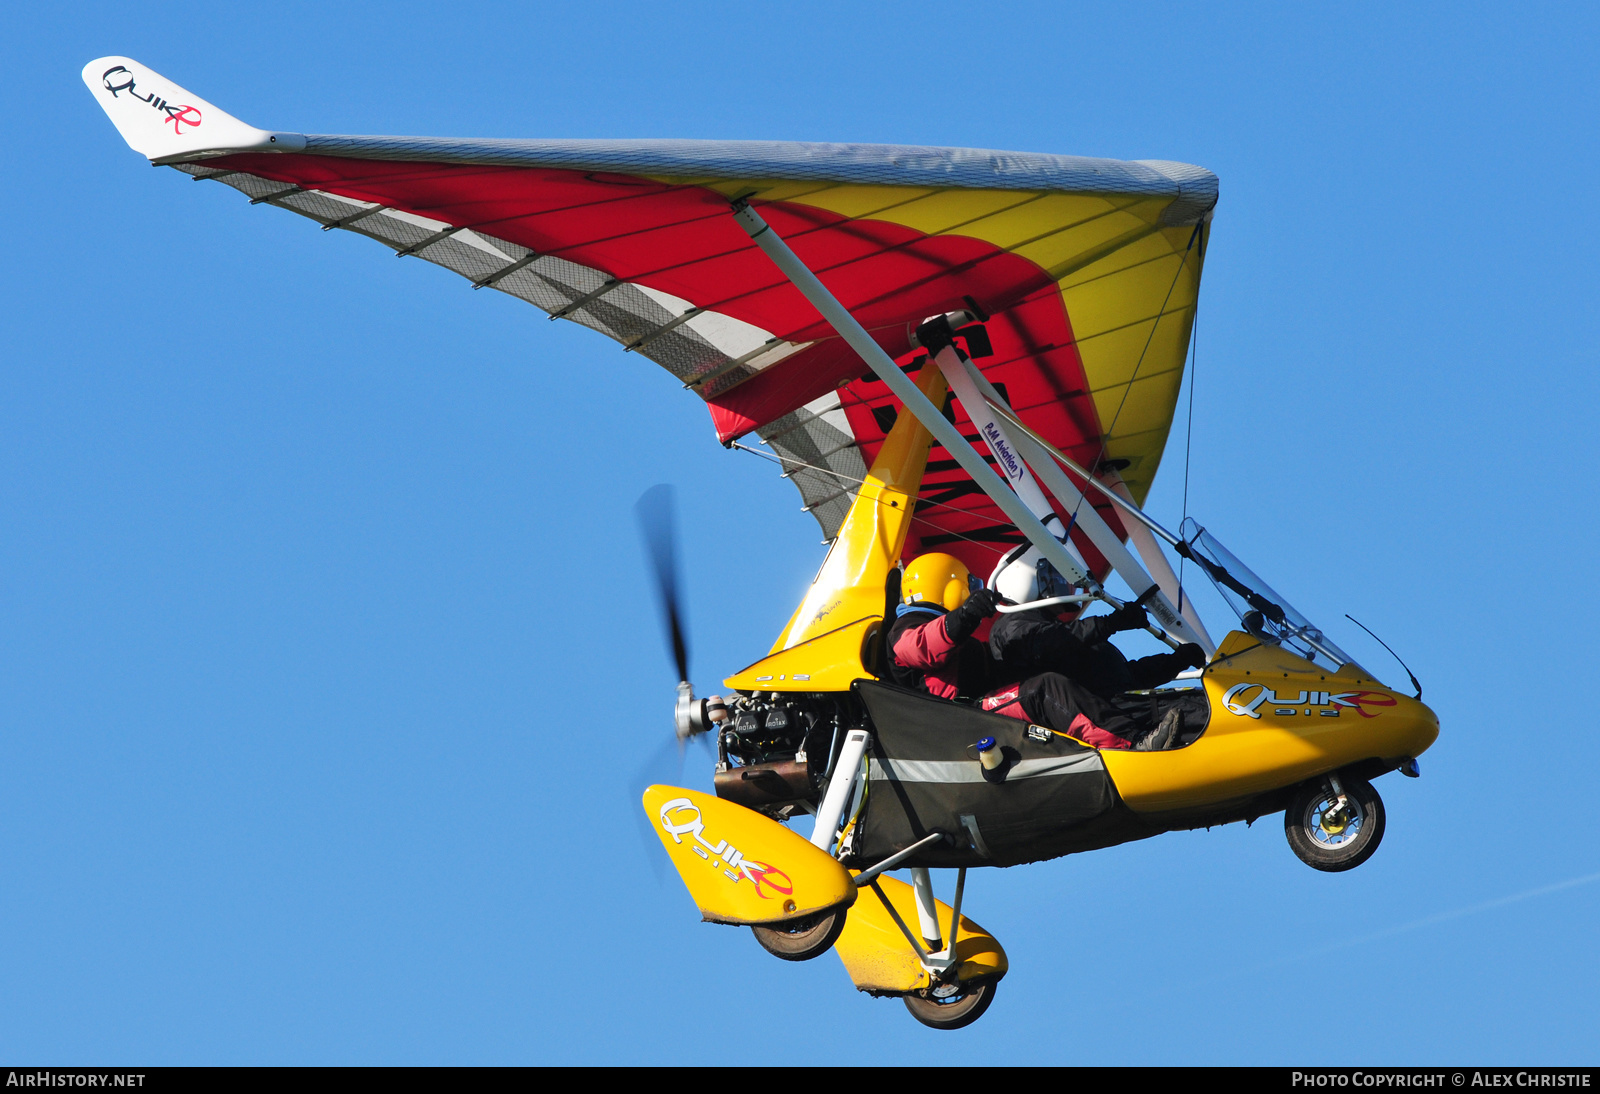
{"left": 1284, "top": 774, "right": 1385, "bottom": 872}
{"left": 903, "top": 978, "right": 998, "bottom": 1030}
{"left": 750, "top": 906, "right": 847, "bottom": 962}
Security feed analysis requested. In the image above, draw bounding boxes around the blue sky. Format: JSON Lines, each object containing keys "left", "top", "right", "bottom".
{"left": 3, "top": 1, "right": 1597, "bottom": 1064}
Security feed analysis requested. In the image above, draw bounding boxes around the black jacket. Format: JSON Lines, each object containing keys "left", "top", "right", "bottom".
{"left": 988, "top": 608, "right": 1189, "bottom": 698}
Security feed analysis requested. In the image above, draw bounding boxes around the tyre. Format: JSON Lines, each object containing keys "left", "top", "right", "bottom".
{"left": 750, "top": 906, "right": 847, "bottom": 962}
{"left": 1284, "top": 774, "right": 1385, "bottom": 872}
{"left": 903, "top": 978, "right": 998, "bottom": 1030}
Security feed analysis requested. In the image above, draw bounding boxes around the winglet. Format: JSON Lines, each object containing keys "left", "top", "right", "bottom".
{"left": 82, "top": 57, "right": 306, "bottom": 163}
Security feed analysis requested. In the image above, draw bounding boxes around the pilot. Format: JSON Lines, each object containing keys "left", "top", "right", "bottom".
{"left": 988, "top": 547, "right": 1205, "bottom": 699}
{"left": 885, "top": 552, "right": 1001, "bottom": 701}
{"left": 979, "top": 547, "right": 1206, "bottom": 750}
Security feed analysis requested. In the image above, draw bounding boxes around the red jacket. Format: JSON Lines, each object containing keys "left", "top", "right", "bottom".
{"left": 887, "top": 608, "right": 996, "bottom": 701}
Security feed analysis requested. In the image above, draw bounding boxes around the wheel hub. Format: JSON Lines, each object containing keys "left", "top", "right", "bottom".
{"left": 1311, "top": 797, "right": 1361, "bottom": 846}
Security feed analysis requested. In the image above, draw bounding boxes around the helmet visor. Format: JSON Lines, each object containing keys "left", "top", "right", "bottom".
{"left": 1036, "top": 558, "right": 1073, "bottom": 600}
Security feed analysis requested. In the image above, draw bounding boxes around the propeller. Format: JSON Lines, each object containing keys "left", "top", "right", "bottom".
{"left": 634, "top": 484, "right": 719, "bottom": 748}
{"left": 636, "top": 484, "right": 693, "bottom": 739}
{"left": 631, "top": 483, "right": 716, "bottom": 881}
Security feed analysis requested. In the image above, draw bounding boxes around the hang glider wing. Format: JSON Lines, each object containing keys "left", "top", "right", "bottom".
{"left": 85, "top": 57, "right": 1215, "bottom": 578}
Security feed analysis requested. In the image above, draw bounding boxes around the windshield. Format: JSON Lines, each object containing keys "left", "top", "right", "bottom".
{"left": 1178, "top": 519, "right": 1356, "bottom": 671}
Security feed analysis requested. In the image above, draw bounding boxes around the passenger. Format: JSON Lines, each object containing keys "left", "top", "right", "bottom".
{"left": 885, "top": 553, "right": 1001, "bottom": 701}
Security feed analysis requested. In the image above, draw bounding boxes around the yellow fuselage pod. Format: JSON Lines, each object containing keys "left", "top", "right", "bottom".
{"left": 642, "top": 786, "right": 856, "bottom": 926}
{"left": 1100, "top": 632, "right": 1441, "bottom": 816}
{"left": 757, "top": 364, "right": 948, "bottom": 671}
{"left": 833, "top": 873, "right": 1007, "bottom": 995}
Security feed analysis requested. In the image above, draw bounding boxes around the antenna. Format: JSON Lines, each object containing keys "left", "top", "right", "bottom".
{"left": 1345, "top": 615, "right": 1421, "bottom": 699}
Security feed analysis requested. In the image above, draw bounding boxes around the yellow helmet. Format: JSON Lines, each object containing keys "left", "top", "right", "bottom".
{"left": 901, "top": 553, "right": 973, "bottom": 612}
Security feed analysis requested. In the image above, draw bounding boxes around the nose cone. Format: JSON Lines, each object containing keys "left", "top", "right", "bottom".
{"left": 1389, "top": 693, "right": 1441, "bottom": 760}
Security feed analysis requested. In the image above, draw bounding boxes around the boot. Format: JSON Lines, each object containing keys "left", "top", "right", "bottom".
{"left": 1135, "top": 707, "right": 1182, "bottom": 751}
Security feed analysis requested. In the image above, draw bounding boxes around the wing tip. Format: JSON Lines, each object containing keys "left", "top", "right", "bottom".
{"left": 83, "top": 55, "right": 305, "bottom": 162}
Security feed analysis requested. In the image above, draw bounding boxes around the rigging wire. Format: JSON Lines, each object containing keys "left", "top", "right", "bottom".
{"left": 1063, "top": 223, "right": 1200, "bottom": 533}
{"left": 728, "top": 440, "right": 1030, "bottom": 555}
{"left": 1178, "top": 303, "right": 1200, "bottom": 617}
{"left": 1098, "top": 223, "right": 1202, "bottom": 446}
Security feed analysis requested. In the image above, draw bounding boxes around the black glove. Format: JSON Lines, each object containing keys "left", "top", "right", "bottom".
{"left": 1175, "top": 642, "right": 1207, "bottom": 670}
{"left": 1107, "top": 603, "right": 1148, "bottom": 633}
{"left": 944, "top": 587, "right": 1000, "bottom": 643}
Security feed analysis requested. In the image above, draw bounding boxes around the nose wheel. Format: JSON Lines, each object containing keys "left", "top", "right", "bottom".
{"left": 1285, "top": 773, "right": 1385, "bottom": 872}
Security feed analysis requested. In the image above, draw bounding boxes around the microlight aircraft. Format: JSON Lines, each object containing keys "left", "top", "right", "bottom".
{"left": 85, "top": 57, "right": 1440, "bottom": 1030}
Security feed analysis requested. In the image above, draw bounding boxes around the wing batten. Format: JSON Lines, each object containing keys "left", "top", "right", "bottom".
{"left": 178, "top": 161, "right": 811, "bottom": 392}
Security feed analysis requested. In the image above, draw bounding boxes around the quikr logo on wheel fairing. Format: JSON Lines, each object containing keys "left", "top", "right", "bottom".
{"left": 657, "top": 799, "right": 793, "bottom": 898}
{"left": 1221, "top": 682, "right": 1398, "bottom": 720}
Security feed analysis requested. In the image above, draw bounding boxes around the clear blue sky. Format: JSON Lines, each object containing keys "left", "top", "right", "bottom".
{"left": 3, "top": 1, "right": 1597, "bottom": 1064}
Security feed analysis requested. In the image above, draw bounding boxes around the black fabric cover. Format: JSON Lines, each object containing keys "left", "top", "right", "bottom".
{"left": 850, "top": 680, "right": 1136, "bottom": 868}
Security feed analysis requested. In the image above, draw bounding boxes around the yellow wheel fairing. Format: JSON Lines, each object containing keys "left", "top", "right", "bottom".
{"left": 832, "top": 873, "right": 1007, "bottom": 995}
{"left": 641, "top": 786, "right": 856, "bottom": 926}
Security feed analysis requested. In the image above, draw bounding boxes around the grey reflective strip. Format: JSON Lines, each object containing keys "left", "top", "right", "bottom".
{"left": 869, "top": 754, "right": 1101, "bottom": 784}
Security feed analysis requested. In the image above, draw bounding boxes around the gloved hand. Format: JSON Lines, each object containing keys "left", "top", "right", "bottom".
{"left": 1175, "top": 642, "right": 1207, "bottom": 669}
{"left": 944, "top": 587, "right": 1000, "bottom": 643}
{"left": 1107, "top": 603, "right": 1148, "bottom": 633}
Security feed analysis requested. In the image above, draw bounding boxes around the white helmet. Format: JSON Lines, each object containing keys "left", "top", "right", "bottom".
{"left": 989, "top": 526, "right": 1089, "bottom": 605}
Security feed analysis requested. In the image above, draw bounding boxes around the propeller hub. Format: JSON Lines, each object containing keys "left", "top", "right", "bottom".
{"left": 674, "top": 681, "right": 697, "bottom": 741}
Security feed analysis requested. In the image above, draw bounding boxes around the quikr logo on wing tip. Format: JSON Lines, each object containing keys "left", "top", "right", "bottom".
{"left": 102, "top": 65, "right": 202, "bottom": 135}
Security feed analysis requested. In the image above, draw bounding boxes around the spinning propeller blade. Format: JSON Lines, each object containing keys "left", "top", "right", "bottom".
{"left": 630, "top": 484, "right": 718, "bottom": 876}
{"left": 635, "top": 484, "right": 690, "bottom": 689}
{"left": 635, "top": 484, "right": 715, "bottom": 745}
